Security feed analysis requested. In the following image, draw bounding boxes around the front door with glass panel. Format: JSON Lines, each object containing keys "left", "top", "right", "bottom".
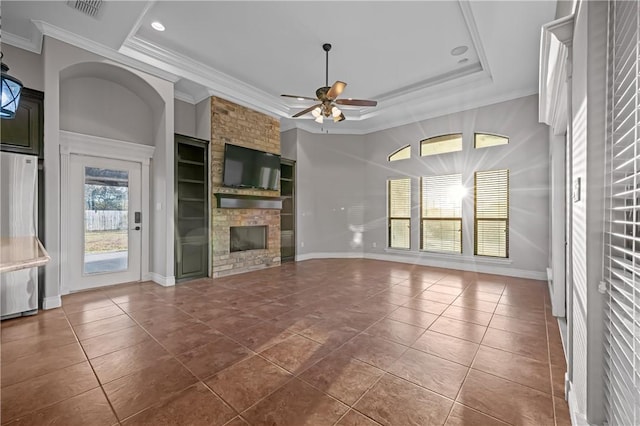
{"left": 68, "top": 155, "right": 142, "bottom": 291}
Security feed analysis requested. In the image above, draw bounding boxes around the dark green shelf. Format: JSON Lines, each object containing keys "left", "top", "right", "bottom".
{"left": 175, "top": 134, "right": 210, "bottom": 282}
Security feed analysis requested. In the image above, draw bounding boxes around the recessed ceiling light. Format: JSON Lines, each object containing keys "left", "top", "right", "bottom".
{"left": 151, "top": 21, "right": 165, "bottom": 32}
{"left": 450, "top": 45, "right": 468, "bottom": 56}
{"left": 297, "top": 97, "right": 305, "bottom": 101}
{"left": 458, "top": 58, "right": 469, "bottom": 64}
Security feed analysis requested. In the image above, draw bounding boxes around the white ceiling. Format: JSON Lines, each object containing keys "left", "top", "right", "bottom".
{"left": 2, "top": 1, "right": 556, "bottom": 134}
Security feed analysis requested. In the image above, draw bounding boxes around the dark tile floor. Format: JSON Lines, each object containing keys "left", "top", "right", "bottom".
{"left": 0, "top": 259, "right": 571, "bottom": 425}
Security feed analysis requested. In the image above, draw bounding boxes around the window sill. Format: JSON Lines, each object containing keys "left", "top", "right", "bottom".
{"left": 383, "top": 248, "right": 512, "bottom": 265}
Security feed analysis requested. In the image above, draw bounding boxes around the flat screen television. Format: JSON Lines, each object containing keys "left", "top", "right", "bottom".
{"left": 222, "top": 144, "right": 281, "bottom": 190}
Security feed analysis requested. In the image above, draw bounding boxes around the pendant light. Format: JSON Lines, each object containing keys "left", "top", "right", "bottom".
{"left": 1, "top": 53, "right": 23, "bottom": 119}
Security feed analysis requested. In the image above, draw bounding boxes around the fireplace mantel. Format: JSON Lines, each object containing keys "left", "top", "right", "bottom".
{"left": 214, "top": 193, "right": 283, "bottom": 210}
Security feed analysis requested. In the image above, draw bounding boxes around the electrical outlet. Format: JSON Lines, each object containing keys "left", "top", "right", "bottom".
{"left": 300, "top": 241, "right": 304, "bottom": 248}
{"left": 372, "top": 242, "right": 377, "bottom": 248}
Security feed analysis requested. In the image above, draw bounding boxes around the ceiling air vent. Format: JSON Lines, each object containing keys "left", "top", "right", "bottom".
{"left": 67, "top": 0, "right": 103, "bottom": 18}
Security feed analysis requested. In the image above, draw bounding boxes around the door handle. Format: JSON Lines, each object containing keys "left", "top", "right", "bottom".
{"left": 132, "top": 226, "right": 141, "bottom": 231}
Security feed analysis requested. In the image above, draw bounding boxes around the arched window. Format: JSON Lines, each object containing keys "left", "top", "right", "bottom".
{"left": 420, "top": 134, "right": 462, "bottom": 156}
{"left": 388, "top": 145, "right": 411, "bottom": 162}
{"left": 474, "top": 133, "right": 509, "bottom": 149}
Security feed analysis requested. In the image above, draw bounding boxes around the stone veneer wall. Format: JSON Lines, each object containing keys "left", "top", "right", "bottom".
{"left": 210, "top": 96, "right": 281, "bottom": 277}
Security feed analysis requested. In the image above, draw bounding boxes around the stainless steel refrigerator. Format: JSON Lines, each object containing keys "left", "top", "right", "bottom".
{"left": 1, "top": 151, "right": 39, "bottom": 318}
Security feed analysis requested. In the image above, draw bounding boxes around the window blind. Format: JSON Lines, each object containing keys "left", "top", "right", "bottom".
{"left": 388, "top": 178, "right": 411, "bottom": 249}
{"left": 474, "top": 169, "right": 509, "bottom": 257}
{"left": 421, "top": 174, "right": 462, "bottom": 253}
{"left": 604, "top": 1, "right": 640, "bottom": 424}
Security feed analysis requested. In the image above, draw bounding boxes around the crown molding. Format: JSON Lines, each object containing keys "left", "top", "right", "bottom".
{"left": 279, "top": 120, "right": 298, "bottom": 133}
{"left": 174, "top": 90, "right": 196, "bottom": 104}
{"left": 119, "top": 0, "right": 494, "bottom": 130}
{"left": 31, "top": 20, "right": 180, "bottom": 83}
{"left": 459, "top": 0, "right": 493, "bottom": 82}
{"left": 121, "top": 36, "right": 288, "bottom": 119}
{"left": 282, "top": 56, "right": 494, "bottom": 134}
{"left": 123, "top": 1, "right": 156, "bottom": 44}
{"left": 3, "top": 0, "right": 541, "bottom": 136}
{"left": 375, "top": 62, "right": 484, "bottom": 100}
{"left": 539, "top": 14, "right": 574, "bottom": 135}
{"left": 361, "top": 86, "right": 539, "bottom": 135}
{"left": 1, "top": 30, "right": 43, "bottom": 54}
{"left": 287, "top": 85, "right": 538, "bottom": 135}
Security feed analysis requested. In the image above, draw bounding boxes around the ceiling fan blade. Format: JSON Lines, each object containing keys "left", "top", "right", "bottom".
{"left": 336, "top": 99, "right": 378, "bottom": 107}
{"left": 292, "top": 104, "right": 321, "bottom": 118}
{"left": 326, "top": 81, "right": 346, "bottom": 100}
{"left": 281, "top": 94, "right": 317, "bottom": 101}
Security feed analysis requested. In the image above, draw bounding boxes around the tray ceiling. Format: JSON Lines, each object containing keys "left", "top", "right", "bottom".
{"left": 2, "top": 1, "right": 556, "bottom": 134}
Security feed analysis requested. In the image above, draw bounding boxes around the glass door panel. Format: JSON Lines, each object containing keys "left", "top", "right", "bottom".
{"left": 83, "top": 167, "right": 129, "bottom": 274}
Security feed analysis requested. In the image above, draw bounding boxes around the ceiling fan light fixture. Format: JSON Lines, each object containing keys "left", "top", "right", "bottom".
{"left": 282, "top": 43, "right": 377, "bottom": 124}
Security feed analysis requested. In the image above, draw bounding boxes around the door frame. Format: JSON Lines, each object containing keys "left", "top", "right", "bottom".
{"left": 59, "top": 131, "right": 154, "bottom": 295}
{"left": 68, "top": 154, "right": 142, "bottom": 291}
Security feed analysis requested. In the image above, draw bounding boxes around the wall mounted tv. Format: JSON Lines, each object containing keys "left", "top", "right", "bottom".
{"left": 222, "top": 143, "right": 281, "bottom": 190}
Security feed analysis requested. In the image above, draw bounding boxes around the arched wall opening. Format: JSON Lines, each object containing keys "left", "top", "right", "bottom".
{"left": 42, "top": 38, "right": 175, "bottom": 308}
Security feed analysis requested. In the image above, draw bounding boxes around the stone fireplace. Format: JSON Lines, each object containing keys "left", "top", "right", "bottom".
{"left": 210, "top": 96, "right": 281, "bottom": 277}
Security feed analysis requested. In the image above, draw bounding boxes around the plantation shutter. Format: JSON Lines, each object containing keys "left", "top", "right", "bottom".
{"left": 474, "top": 169, "right": 509, "bottom": 257}
{"left": 388, "top": 178, "right": 411, "bottom": 249}
{"left": 604, "top": 1, "right": 640, "bottom": 424}
{"left": 421, "top": 174, "right": 462, "bottom": 253}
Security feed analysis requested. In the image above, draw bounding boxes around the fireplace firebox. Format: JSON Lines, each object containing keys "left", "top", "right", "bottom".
{"left": 230, "top": 226, "right": 267, "bottom": 252}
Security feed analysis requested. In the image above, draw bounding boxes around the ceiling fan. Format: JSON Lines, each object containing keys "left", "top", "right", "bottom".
{"left": 282, "top": 43, "right": 377, "bottom": 123}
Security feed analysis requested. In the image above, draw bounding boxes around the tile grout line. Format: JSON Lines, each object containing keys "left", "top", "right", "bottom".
{"left": 221, "top": 297, "right": 402, "bottom": 424}
{"left": 109, "top": 284, "right": 275, "bottom": 423}
{"left": 2, "top": 264, "right": 557, "bottom": 425}
{"left": 1, "top": 297, "right": 119, "bottom": 424}
{"left": 63, "top": 298, "right": 122, "bottom": 425}
{"left": 441, "top": 278, "right": 494, "bottom": 423}
{"left": 142, "top": 288, "right": 273, "bottom": 422}
{"left": 98, "top": 289, "right": 226, "bottom": 423}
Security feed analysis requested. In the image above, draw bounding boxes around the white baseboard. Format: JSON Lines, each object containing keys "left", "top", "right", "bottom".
{"left": 42, "top": 295, "right": 62, "bottom": 310}
{"left": 147, "top": 272, "right": 175, "bottom": 287}
{"left": 296, "top": 252, "right": 363, "bottom": 262}
{"left": 568, "top": 382, "right": 590, "bottom": 426}
{"left": 294, "top": 251, "right": 546, "bottom": 280}
{"left": 364, "top": 252, "right": 547, "bottom": 279}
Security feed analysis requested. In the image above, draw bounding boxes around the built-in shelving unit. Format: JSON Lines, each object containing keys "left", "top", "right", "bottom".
{"left": 175, "top": 134, "right": 209, "bottom": 281}
{"left": 280, "top": 159, "right": 295, "bottom": 262}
